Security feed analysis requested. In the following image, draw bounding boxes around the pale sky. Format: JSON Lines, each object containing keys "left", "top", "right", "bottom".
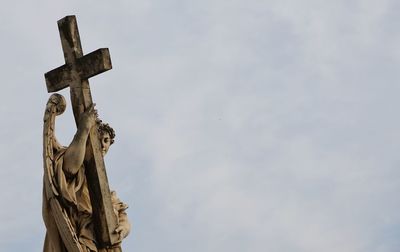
{"left": 1, "top": 0, "right": 400, "bottom": 251}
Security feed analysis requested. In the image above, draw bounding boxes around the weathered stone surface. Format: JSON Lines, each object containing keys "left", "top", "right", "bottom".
{"left": 44, "top": 15, "right": 119, "bottom": 247}
{"left": 45, "top": 48, "right": 112, "bottom": 92}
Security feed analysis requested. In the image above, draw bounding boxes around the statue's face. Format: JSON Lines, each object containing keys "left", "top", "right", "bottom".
{"left": 100, "top": 131, "right": 111, "bottom": 156}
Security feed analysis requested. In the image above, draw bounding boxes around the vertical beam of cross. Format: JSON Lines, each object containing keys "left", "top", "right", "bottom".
{"left": 44, "top": 15, "right": 118, "bottom": 247}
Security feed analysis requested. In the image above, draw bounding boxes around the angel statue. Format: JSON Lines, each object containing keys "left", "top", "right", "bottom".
{"left": 42, "top": 94, "right": 131, "bottom": 252}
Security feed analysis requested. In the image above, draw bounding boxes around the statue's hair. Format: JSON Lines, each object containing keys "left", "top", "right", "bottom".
{"left": 96, "top": 119, "right": 116, "bottom": 145}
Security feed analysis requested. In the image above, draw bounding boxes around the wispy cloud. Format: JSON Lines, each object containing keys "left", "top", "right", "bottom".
{"left": 1, "top": 0, "right": 400, "bottom": 251}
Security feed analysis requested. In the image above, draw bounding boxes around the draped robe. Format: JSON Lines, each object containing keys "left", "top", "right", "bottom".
{"left": 43, "top": 148, "right": 130, "bottom": 252}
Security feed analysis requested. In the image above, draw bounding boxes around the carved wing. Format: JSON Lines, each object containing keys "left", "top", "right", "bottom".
{"left": 43, "top": 93, "right": 83, "bottom": 252}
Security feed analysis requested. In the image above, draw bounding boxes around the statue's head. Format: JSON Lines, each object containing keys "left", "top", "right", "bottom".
{"left": 97, "top": 119, "right": 115, "bottom": 156}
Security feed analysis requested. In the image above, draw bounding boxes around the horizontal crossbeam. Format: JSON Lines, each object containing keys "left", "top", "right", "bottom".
{"left": 45, "top": 48, "right": 112, "bottom": 93}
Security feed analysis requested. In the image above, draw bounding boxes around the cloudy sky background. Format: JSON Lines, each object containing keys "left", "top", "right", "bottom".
{"left": 1, "top": 0, "right": 400, "bottom": 251}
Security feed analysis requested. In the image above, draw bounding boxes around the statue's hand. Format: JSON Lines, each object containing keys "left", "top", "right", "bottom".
{"left": 115, "top": 222, "right": 130, "bottom": 242}
{"left": 78, "top": 103, "right": 98, "bottom": 132}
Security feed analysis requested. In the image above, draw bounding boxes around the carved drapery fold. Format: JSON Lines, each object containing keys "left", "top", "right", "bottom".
{"left": 43, "top": 93, "right": 83, "bottom": 252}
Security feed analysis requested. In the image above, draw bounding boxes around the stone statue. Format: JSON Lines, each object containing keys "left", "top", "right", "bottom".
{"left": 42, "top": 94, "right": 131, "bottom": 252}
{"left": 42, "top": 15, "right": 131, "bottom": 251}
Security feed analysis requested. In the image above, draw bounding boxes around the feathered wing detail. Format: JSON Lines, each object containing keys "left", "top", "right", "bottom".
{"left": 43, "top": 94, "right": 83, "bottom": 252}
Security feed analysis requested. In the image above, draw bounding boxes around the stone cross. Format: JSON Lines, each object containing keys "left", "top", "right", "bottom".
{"left": 44, "top": 15, "right": 118, "bottom": 247}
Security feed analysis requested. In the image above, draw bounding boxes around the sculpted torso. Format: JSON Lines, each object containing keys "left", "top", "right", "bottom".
{"left": 43, "top": 103, "right": 131, "bottom": 252}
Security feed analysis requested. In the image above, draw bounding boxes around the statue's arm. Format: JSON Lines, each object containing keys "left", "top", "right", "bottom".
{"left": 111, "top": 191, "right": 131, "bottom": 241}
{"left": 63, "top": 104, "right": 97, "bottom": 175}
{"left": 116, "top": 210, "right": 131, "bottom": 240}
